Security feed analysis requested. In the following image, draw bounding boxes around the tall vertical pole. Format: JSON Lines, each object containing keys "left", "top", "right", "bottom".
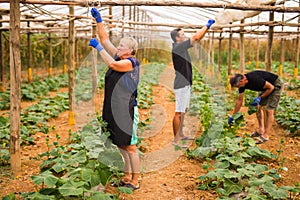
{"left": 256, "top": 37, "right": 260, "bottom": 69}
{"left": 10, "top": 0, "right": 22, "bottom": 176}
{"left": 279, "top": 13, "right": 285, "bottom": 77}
{"left": 27, "top": 19, "right": 32, "bottom": 82}
{"left": 294, "top": 1, "right": 300, "bottom": 77}
{"left": 48, "top": 33, "right": 53, "bottom": 76}
{"left": 0, "top": 15, "right": 4, "bottom": 91}
{"left": 63, "top": 39, "right": 67, "bottom": 74}
{"left": 218, "top": 32, "right": 222, "bottom": 72}
{"left": 239, "top": 19, "right": 245, "bottom": 73}
{"left": 68, "top": 6, "right": 75, "bottom": 125}
{"left": 92, "top": 24, "right": 98, "bottom": 111}
{"left": 266, "top": 5, "right": 275, "bottom": 72}
{"left": 227, "top": 27, "right": 233, "bottom": 89}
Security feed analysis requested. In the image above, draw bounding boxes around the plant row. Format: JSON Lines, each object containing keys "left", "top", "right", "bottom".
{"left": 0, "top": 74, "right": 68, "bottom": 110}
{"left": 2, "top": 62, "right": 166, "bottom": 199}
{"left": 187, "top": 67, "right": 300, "bottom": 199}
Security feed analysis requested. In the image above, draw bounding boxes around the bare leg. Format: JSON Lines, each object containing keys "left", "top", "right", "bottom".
{"left": 173, "top": 112, "right": 182, "bottom": 142}
{"left": 128, "top": 152, "right": 140, "bottom": 186}
{"left": 173, "top": 112, "right": 186, "bottom": 142}
{"left": 178, "top": 112, "right": 185, "bottom": 138}
{"left": 118, "top": 147, "right": 131, "bottom": 183}
{"left": 120, "top": 145, "right": 140, "bottom": 187}
{"left": 256, "top": 106, "right": 265, "bottom": 134}
{"left": 263, "top": 109, "right": 274, "bottom": 139}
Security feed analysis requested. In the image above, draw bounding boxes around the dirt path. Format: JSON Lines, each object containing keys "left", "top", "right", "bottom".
{"left": 1, "top": 64, "right": 299, "bottom": 200}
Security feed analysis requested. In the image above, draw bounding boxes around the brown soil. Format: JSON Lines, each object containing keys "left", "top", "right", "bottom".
{"left": 1, "top": 64, "right": 299, "bottom": 200}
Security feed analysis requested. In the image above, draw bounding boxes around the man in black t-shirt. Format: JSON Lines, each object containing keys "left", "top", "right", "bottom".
{"left": 229, "top": 70, "right": 283, "bottom": 144}
{"left": 170, "top": 19, "right": 215, "bottom": 144}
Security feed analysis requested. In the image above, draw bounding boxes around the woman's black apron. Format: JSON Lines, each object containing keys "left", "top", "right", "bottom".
{"left": 102, "top": 57, "right": 139, "bottom": 146}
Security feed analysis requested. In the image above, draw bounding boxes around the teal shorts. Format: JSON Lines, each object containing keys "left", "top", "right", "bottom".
{"left": 130, "top": 106, "right": 139, "bottom": 145}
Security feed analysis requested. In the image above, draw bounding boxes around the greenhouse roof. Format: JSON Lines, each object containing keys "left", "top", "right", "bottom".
{"left": 1, "top": 0, "right": 300, "bottom": 40}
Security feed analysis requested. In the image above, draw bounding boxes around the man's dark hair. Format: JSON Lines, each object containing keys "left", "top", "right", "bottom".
{"left": 170, "top": 28, "right": 182, "bottom": 42}
{"left": 230, "top": 74, "right": 244, "bottom": 87}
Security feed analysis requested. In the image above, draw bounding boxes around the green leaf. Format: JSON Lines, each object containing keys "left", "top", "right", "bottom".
{"left": 22, "top": 192, "right": 56, "bottom": 200}
{"left": 227, "top": 155, "right": 245, "bottom": 166}
{"left": 98, "top": 168, "right": 112, "bottom": 186}
{"left": 214, "top": 161, "right": 230, "bottom": 169}
{"left": 31, "top": 171, "right": 58, "bottom": 188}
{"left": 2, "top": 193, "right": 16, "bottom": 200}
{"left": 118, "top": 186, "right": 133, "bottom": 194}
{"left": 72, "top": 150, "right": 87, "bottom": 164}
{"left": 52, "top": 163, "right": 65, "bottom": 173}
{"left": 262, "top": 182, "right": 288, "bottom": 199}
{"left": 90, "top": 170, "right": 102, "bottom": 187}
{"left": 223, "top": 179, "right": 243, "bottom": 196}
{"left": 81, "top": 168, "right": 93, "bottom": 182}
{"left": 58, "top": 180, "right": 85, "bottom": 196}
{"left": 92, "top": 191, "right": 115, "bottom": 200}
{"left": 249, "top": 175, "right": 273, "bottom": 187}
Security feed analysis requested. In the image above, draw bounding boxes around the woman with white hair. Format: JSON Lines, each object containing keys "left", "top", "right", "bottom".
{"left": 89, "top": 8, "right": 140, "bottom": 190}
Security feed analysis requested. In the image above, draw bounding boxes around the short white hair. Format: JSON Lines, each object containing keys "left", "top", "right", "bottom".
{"left": 120, "top": 37, "right": 138, "bottom": 55}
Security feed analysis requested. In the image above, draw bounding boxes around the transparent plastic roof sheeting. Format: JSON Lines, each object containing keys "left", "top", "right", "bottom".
{"left": 1, "top": 0, "right": 300, "bottom": 39}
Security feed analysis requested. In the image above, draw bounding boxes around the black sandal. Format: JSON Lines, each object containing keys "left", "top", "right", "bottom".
{"left": 256, "top": 135, "right": 269, "bottom": 144}
{"left": 250, "top": 131, "right": 262, "bottom": 138}
{"left": 124, "top": 183, "right": 140, "bottom": 190}
{"left": 110, "top": 180, "right": 126, "bottom": 187}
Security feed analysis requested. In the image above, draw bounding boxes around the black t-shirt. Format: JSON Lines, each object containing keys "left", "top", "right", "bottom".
{"left": 172, "top": 39, "right": 193, "bottom": 89}
{"left": 238, "top": 70, "right": 278, "bottom": 93}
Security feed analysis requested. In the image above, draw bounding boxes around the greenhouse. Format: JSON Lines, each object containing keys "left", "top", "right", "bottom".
{"left": 1, "top": 0, "right": 300, "bottom": 199}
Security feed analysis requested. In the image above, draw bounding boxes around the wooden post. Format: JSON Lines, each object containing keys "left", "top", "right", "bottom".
{"left": 295, "top": 36, "right": 299, "bottom": 78}
{"left": 239, "top": 19, "right": 245, "bottom": 73}
{"left": 109, "top": 6, "right": 112, "bottom": 37}
{"left": 122, "top": 6, "right": 125, "bottom": 38}
{"left": 266, "top": 4, "right": 275, "bottom": 72}
{"left": 256, "top": 36, "right": 260, "bottom": 69}
{"left": 279, "top": 13, "right": 285, "bottom": 77}
{"left": 218, "top": 31, "right": 222, "bottom": 72}
{"left": 63, "top": 39, "right": 67, "bottom": 74}
{"left": 211, "top": 32, "right": 215, "bottom": 76}
{"left": 68, "top": 6, "right": 75, "bottom": 125}
{"left": 227, "top": 28, "right": 233, "bottom": 89}
{"left": 207, "top": 33, "right": 212, "bottom": 76}
{"left": 0, "top": 15, "right": 4, "bottom": 92}
{"left": 10, "top": 0, "right": 22, "bottom": 176}
{"left": 92, "top": 24, "right": 98, "bottom": 111}
{"left": 294, "top": 3, "right": 300, "bottom": 77}
{"left": 48, "top": 33, "right": 53, "bottom": 76}
{"left": 27, "top": 18, "right": 32, "bottom": 82}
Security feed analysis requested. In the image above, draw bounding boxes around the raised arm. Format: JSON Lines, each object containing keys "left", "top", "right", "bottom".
{"left": 89, "top": 38, "right": 133, "bottom": 72}
{"left": 91, "top": 8, "right": 117, "bottom": 57}
{"left": 190, "top": 19, "right": 215, "bottom": 45}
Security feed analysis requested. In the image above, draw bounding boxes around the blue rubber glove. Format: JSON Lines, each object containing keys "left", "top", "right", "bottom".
{"left": 205, "top": 19, "right": 215, "bottom": 29}
{"left": 89, "top": 38, "right": 103, "bottom": 52}
{"left": 91, "top": 8, "right": 102, "bottom": 23}
{"left": 251, "top": 97, "right": 261, "bottom": 106}
{"left": 228, "top": 116, "right": 233, "bottom": 125}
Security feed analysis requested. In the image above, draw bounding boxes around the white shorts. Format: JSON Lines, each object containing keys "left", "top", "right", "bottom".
{"left": 174, "top": 85, "right": 191, "bottom": 113}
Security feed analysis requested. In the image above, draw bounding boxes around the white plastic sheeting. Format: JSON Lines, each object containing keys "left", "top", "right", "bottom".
{"left": 0, "top": 0, "right": 299, "bottom": 38}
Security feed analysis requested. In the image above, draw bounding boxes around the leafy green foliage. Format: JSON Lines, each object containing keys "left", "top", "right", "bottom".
{"left": 23, "top": 115, "right": 120, "bottom": 199}
{"left": 0, "top": 74, "right": 68, "bottom": 110}
{"left": 187, "top": 66, "right": 299, "bottom": 199}
{"left": 137, "top": 63, "right": 165, "bottom": 109}
{"left": 276, "top": 94, "right": 300, "bottom": 135}
{"left": 244, "top": 90, "right": 258, "bottom": 115}
{"left": 0, "top": 92, "right": 69, "bottom": 164}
